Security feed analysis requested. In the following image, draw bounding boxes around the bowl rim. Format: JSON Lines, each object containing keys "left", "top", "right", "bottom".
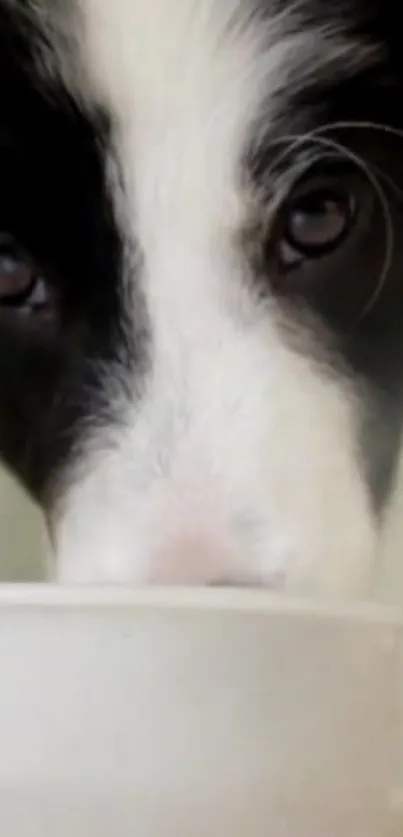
{"left": 0, "top": 583, "right": 400, "bottom": 627}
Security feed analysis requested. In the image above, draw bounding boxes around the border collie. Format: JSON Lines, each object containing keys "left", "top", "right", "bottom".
{"left": 0, "top": 0, "right": 402, "bottom": 593}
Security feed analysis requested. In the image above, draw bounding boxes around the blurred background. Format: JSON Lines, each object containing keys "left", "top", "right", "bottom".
{"left": 0, "top": 467, "right": 45, "bottom": 581}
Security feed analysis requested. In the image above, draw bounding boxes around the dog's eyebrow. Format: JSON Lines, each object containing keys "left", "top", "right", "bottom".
{"left": 246, "top": 25, "right": 389, "bottom": 182}
{"left": 255, "top": 9, "right": 383, "bottom": 95}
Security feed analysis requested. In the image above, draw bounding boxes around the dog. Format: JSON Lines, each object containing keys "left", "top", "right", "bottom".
{"left": 0, "top": 0, "right": 402, "bottom": 593}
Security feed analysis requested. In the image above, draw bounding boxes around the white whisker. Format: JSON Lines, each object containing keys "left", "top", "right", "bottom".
{"left": 311, "top": 120, "right": 403, "bottom": 145}
{"left": 264, "top": 123, "right": 397, "bottom": 321}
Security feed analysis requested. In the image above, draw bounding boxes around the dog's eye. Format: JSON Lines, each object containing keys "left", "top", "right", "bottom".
{"left": 0, "top": 233, "right": 49, "bottom": 313}
{"left": 279, "top": 184, "right": 357, "bottom": 267}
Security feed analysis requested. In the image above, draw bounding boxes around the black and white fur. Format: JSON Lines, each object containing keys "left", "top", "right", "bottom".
{"left": 0, "top": 0, "right": 403, "bottom": 592}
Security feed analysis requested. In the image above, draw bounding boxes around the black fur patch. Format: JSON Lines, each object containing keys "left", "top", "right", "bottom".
{"left": 0, "top": 2, "right": 135, "bottom": 501}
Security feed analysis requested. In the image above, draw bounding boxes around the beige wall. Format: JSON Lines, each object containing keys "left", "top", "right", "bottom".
{"left": 0, "top": 468, "right": 44, "bottom": 581}
{"left": 376, "top": 452, "right": 403, "bottom": 607}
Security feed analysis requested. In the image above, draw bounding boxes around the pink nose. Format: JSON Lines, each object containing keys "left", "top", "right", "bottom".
{"left": 144, "top": 531, "right": 236, "bottom": 586}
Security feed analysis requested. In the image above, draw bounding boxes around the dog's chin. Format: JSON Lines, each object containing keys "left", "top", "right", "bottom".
{"left": 50, "top": 446, "right": 376, "bottom": 596}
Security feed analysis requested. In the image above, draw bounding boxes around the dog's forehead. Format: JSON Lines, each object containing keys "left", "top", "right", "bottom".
{"left": 3, "top": 0, "right": 383, "bottom": 127}
{"left": 0, "top": 0, "right": 385, "bottom": 280}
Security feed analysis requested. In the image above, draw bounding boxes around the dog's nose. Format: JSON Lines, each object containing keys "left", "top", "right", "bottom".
{"left": 144, "top": 530, "right": 238, "bottom": 586}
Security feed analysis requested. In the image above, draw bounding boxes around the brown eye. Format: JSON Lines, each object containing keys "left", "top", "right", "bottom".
{"left": 0, "top": 234, "right": 37, "bottom": 304}
{"left": 0, "top": 233, "right": 49, "bottom": 313}
{"left": 282, "top": 187, "right": 357, "bottom": 264}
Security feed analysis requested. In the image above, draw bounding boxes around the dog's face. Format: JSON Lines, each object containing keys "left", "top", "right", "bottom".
{"left": 0, "top": 0, "right": 403, "bottom": 590}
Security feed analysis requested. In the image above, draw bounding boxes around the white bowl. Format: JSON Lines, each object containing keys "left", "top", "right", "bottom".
{"left": 0, "top": 585, "right": 401, "bottom": 837}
